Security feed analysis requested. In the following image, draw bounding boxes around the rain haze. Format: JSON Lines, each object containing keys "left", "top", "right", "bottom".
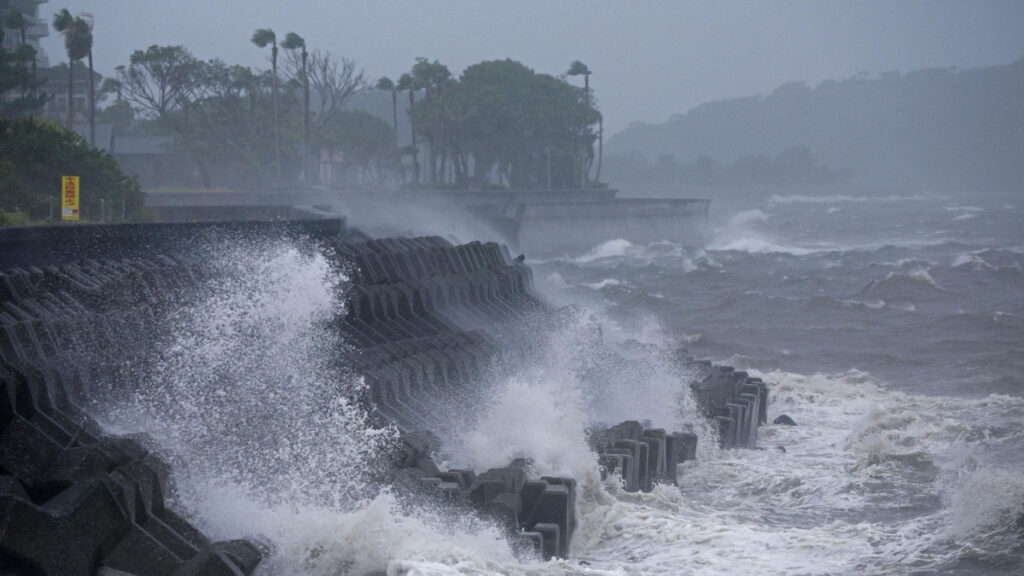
{"left": 4, "top": 1, "right": 1024, "bottom": 575}
{"left": 39, "top": 0, "right": 1024, "bottom": 134}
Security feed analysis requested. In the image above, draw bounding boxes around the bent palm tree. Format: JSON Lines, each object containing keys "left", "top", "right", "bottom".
{"left": 53, "top": 9, "right": 91, "bottom": 131}
{"left": 79, "top": 13, "right": 96, "bottom": 146}
{"left": 282, "top": 32, "right": 309, "bottom": 184}
{"left": 251, "top": 28, "right": 280, "bottom": 182}
{"left": 376, "top": 76, "right": 398, "bottom": 142}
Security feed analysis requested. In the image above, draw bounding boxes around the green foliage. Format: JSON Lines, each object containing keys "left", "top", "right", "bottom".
{"left": 117, "top": 45, "right": 203, "bottom": 119}
{"left": 52, "top": 9, "right": 91, "bottom": 62}
{"left": 101, "top": 40, "right": 598, "bottom": 190}
{"left": 396, "top": 72, "right": 415, "bottom": 92}
{"left": 403, "top": 58, "right": 600, "bottom": 188}
{"left": 280, "top": 32, "right": 304, "bottom": 51}
{"left": 250, "top": 28, "right": 276, "bottom": 49}
{"left": 567, "top": 60, "right": 590, "bottom": 77}
{"left": 322, "top": 110, "right": 396, "bottom": 163}
{"left": 0, "top": 116, "right": 143, "bottom": 222}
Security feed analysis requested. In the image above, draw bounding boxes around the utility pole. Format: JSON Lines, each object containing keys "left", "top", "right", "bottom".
{"left": 546, "top": 147, "right": 552, "bottom": 189}
{"left": 583, "top": 70, "right": 590, "bottom": 189}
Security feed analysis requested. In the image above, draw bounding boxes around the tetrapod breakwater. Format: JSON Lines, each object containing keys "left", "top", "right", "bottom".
{"left": 0, "top": 219, "right": 769, "bottom": 574}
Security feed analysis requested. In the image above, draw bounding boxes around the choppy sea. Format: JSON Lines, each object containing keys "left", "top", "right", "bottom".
{"left": 102, "top": 189, "right": 1024, "bottom": 575}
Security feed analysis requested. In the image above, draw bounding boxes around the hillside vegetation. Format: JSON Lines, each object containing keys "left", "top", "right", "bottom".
{"left": 607, "top": 58, "right": 1024, "bottom": 192}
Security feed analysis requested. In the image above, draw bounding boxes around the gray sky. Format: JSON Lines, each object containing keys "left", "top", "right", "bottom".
{"left": 40, "top": 0, "right": 1024, "bottom": 135}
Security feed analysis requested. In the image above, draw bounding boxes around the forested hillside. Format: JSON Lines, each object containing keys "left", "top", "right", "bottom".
{"left": 606, "top": 58, "right": 1024, "bottom": 192}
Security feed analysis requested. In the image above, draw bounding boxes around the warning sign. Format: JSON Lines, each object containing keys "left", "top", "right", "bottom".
{"left": 61, "top": 176, "right": 79, "bottom": 221}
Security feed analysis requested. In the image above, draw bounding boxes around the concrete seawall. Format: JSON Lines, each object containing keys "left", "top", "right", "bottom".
{"left": 144, "top": 188, "right": 710, "bottom": 256}
{"left": 0, "top": 220, "right": 767, "bottom": 572}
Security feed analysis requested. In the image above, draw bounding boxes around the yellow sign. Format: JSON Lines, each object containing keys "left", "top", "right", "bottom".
{"left": 61, "top": 176, "right": 79, "bottom": 221}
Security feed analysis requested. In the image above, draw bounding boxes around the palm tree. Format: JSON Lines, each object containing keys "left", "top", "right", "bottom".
{"left": 79, "top": 13, "right": 96, "bottom": 146}
{"left": 282, "top": 32, "right": 308, "bottom": 185}
{"left": 53, "top": 9, "right": 91, "bottom": 131}
{"left": 376, "top": 76, "right": 398, "bottom": 142}
{"left": 251, "top": 28, "right": 280, "bottom": 182}
{"left": 567, "top": 60, "right": 592, "bottom": 188}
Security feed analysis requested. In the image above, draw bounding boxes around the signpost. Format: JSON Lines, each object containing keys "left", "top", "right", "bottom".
{"left": 61, "top": 176, "right": 79, "bottom": 221}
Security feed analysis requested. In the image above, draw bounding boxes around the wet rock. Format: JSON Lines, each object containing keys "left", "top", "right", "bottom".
{"left": 773, "top": 415, "right": 797, "bottom": 426}
{"left": 775, "top": 445, "right": 787, "bottom": 454}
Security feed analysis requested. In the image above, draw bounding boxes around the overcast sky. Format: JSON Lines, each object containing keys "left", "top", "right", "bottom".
{"left": 38, "top": 0, "right": 1024, "bottom": 135}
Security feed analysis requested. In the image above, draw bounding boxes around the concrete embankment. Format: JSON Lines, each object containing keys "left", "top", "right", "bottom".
{"left": 0, "top": 220, "right": 767, "bottom": 572}
{"left": 144, "top": 188, "right": 710, "bottom": 257}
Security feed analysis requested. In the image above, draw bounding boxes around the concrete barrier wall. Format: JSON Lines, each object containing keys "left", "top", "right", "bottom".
{"left": 516, "top": 200, "right": 710, "bottom": 256}
{"left": 0, "top": 255, "right": 262, "bottom": 575}
{"left": 0, "top": 218, "right": 345, "bottom": 269}
{"left": 143, "top": 189, "right": 709, "bottom": 257}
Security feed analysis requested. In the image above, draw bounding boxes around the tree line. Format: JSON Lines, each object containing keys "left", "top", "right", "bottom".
{"left": 108, "top": 45, "right": 602, "bottom": 190}
{"left": 378, "top": 58, "right": 600, "bottom": 189}
{"left": 2, "top": 9, "right": 603, "bottom": 193}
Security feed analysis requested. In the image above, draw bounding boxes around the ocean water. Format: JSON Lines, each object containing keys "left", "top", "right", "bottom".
{"left": 524, "top": 190, "right": 1024, "bottom": 575}
{"left": 104, "top": 190, "right": 1023, "bottom": 575}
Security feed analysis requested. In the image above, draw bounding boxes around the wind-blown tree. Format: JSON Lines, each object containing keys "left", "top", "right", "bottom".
{"left": 117, "top": 45, "right": 268, "bottom": 187}
{"left": 382, "top": 58, "right": 599, "bottom": 189}
{"left": 116, "top": 45, "right": 202, "bottom": 118}
{"left": 375, "top": 76, "right": 398, "bottom": 141}
{"left": 408, "top": 58, "right": 452, "bottom": 186}
{"left": 283, "top": 48, "right": 366, "bottom": 182}
{"left": 457, "top": 59, "right": 599, "bottom": 189}
{"left": 52, "top": 9, "right": 91, "bottom": 130}
{"left": 251, "top": 28, "right": 280, "bottom": 182}
{"left": 567, "top": 60, "right": 591, "bottom": 90}
{"left": 192, "top": 61, "right": 269, "bottom": 183}
{"left": 81, "top": 13, "right": 96, "bottom": 146}
{"left": 281, "top": 32, "right": 309, "bottom": 184}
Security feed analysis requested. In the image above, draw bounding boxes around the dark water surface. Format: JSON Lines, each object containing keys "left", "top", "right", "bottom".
{"left": 526, "top": 190, "right": 1024, "bottom": 575}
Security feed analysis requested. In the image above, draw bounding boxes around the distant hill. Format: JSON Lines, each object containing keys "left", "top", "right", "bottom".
{"left": 606, "top": 58, "right": 1024, "bottom": 192}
